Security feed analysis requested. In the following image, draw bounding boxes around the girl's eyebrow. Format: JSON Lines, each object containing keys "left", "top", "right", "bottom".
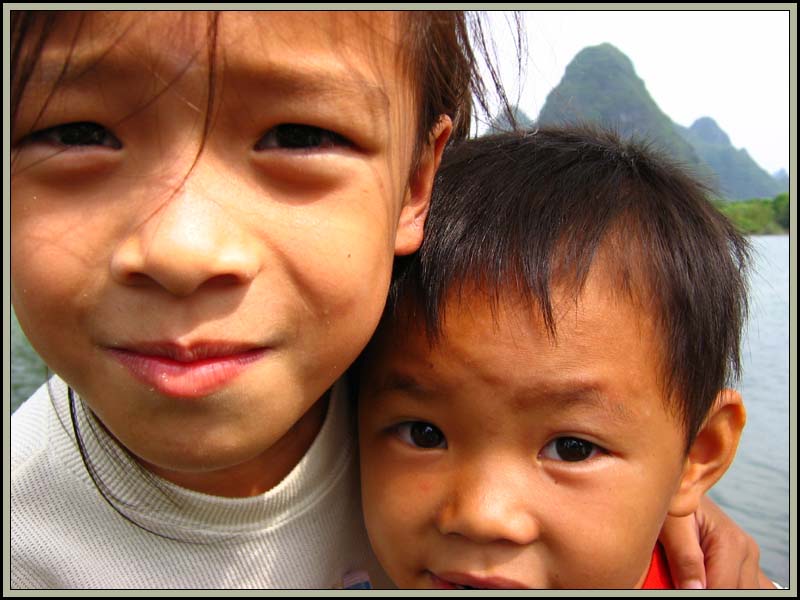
{"left": 225, "top": 63, "right": 391, "bottom": 112}
{"left": 33, "top": 52, "right": 194, "bottom": 94}
{"left": 36, "top": 50, "right": 391, "bottom": 114}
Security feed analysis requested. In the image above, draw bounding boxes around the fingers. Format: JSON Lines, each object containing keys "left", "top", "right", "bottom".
{"left": 701, "top": 520, "right": 760, "bottom": 588}
{"left": 660, "top": 495, "right": 774, "bottom": 589}
{"left": 659, "top": 513, "right": 706, "bottom": 589}
{"left": 696, "top": 495, "right": 767, "bottom": 589}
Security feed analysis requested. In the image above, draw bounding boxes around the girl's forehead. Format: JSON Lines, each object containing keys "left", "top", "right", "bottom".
{"left": 36, "top": 11, "right": 407, "bottom": 91}
{"left": 22, "top": 11, "right": 415, "bottom": 151}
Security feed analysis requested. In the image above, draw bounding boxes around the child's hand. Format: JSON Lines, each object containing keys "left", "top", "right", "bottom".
{"left": 659, "top": 495, "right": 774, "bottom": 589}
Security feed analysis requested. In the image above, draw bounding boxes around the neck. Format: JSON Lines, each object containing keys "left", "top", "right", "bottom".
{"left": 138, "top": 394, "right": 330, "bottom": 498}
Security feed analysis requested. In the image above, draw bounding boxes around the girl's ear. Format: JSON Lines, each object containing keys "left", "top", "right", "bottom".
{"left": 668, "top": 389, "right": 746, "bottom": 517}
{"left": 394, "top": 115, "right": 453, "bottom": 256}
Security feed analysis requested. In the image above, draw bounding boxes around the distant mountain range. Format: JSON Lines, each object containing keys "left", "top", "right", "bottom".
{"left": 493, "top": 43, "right": 787, "bottom": 201}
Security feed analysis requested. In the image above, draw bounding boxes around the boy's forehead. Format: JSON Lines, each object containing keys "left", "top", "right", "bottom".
{"left": 364, "top": 277, "right": 682, "bottom": 430}
{"left": 373, "top": 265, "right": 667, "bottom": 375}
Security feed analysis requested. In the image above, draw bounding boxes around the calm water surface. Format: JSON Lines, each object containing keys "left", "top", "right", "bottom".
{"left": 707, "top": 235, "right": 791, "bottom": 586}
{"left": 9, "top": 235, "right": 792, "bottom": 585}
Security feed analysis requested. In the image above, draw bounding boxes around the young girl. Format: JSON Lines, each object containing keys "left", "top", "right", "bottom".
{"left": 9, "top": 10, "right": 768, "bottom": 589}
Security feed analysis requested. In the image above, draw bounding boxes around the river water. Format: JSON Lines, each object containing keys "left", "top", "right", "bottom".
{"left": 706, "top": 235, "right": 791, "bottom": 586}
{"left": 8, "top": 235, "right": 791, "bottom": 585}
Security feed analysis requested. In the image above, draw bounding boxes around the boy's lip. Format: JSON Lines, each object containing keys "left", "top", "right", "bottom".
{"left": 429, "top": 570, "right": 528, "bottom": 590}
{"left": 106, "top": 341, "right": 268, "bottom": 398}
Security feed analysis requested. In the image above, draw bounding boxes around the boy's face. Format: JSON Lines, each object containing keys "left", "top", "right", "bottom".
{"left": 11, "top": 12, "right": 439, "bottom": 492}
{"left": 359, "top": 270, "right": 690, "bottom": 588}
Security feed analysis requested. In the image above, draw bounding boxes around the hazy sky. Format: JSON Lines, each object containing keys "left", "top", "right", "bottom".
{"left": 486, "top": 9, "right": 791, "bottom": 175}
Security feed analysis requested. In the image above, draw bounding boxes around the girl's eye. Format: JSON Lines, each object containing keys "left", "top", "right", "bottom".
{"left": 26, "top": 122, "right": 122, "bottom": 149}
{"left": 395, "top": 421, "right": 447, "bottom": 450}
{"left": 540, "top": 437, "right": 605, "bottom": 462}
{"left": 254, "top": 124, "right": 352, "bottom": 151}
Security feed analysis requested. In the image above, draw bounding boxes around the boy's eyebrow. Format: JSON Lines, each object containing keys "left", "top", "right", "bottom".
{"left": 372, "top": 370, "right": 638, "bottom": 425}
{"left": 512, "top": 384, "right": 638, "bottom": 425}
{"left": 370, "top": 371, "right": 430, "bottom": 396}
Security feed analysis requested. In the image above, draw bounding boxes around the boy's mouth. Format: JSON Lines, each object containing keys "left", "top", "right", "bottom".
{"left": 428, "top": 570, "right": 527, "bottom": 590}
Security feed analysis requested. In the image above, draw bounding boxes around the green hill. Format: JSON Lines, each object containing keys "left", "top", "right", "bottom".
{"left": 533, "top": 43, "right": 784, "bottom": 201}
{"left": 773, "top": 169, "right": 790, "bottom": 191}
{"left": 678, "top": 117, "right": 785, "bottom": 200}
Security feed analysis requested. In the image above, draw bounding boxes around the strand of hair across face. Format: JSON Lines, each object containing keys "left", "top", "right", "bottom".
{"left": 66, "top": 385, "right": 219, "bottom": 544}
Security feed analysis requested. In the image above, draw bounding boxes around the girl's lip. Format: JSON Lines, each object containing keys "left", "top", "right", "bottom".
{"left": 106, "top": 342, "right": 267, "bottom": 398}
{"left": 429, "top": 570, "right": 528, "bottom": 590}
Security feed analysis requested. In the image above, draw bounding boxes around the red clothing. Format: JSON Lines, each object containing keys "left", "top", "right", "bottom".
{"left": 641, "top": 543, "right": 674, "bottom": 589}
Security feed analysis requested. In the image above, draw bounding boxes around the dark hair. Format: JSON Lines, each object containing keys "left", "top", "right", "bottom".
{"left": 386, "top": 126, "right": 751, "bottom": 447}
{"left": 402, "top": 11, "right": 522, "bottom": 166}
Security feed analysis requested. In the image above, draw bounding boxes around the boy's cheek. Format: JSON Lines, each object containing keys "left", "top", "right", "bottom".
{"left": 363, "top": 472, "right": 422, "bottom": 551}
{"left": 362, "top": 453, "right": 437, "bottom": 521}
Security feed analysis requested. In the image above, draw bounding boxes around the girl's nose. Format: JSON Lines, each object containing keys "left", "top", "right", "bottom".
{"left": 110, "top": 182, "right": 262, "bottom": 297}
{"left": 435, "top": 465, "right": 540, "bottom": 546}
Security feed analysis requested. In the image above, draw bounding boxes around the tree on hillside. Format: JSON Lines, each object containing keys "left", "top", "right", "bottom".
{"left": 773, "top": 192, "right": 789, "bottom": 230}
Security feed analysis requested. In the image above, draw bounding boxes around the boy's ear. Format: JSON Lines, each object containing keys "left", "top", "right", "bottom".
{"left": 394, "top": 115, "right": 453, "bottom": 256}
{"left": 668, "top": 389, "right": 746, "bottom": 517}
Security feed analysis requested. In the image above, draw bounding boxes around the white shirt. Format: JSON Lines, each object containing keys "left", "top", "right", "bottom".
{"left": 11, "top": 376, "right": 390, "bottom": 589}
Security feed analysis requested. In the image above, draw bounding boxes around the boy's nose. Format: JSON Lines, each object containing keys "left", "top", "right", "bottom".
{"left": 110, "top": 184, "right": 262, "bottom": 297}
{"left": 435, "top": 465, "right": 540, "bottom": 546}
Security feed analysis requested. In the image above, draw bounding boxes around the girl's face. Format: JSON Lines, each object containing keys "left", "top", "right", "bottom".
{"left": 11, "top": 12, "right": 448, "bottom": 494}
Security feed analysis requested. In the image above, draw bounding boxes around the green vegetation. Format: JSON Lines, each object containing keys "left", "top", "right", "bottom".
{"left": 773, "top": 192, "right": 790, "bottom": 229}
{"left": 713, "top": 193, "right": 790, "bottom": 235}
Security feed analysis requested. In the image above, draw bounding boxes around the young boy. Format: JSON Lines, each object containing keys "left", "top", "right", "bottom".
{"left": 358, "top": 126, "right": 751, "bottom": 589}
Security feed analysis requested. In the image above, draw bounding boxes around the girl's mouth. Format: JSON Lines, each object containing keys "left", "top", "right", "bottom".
{"left": 106, "top": 342, "right": 267, "bottom": 399}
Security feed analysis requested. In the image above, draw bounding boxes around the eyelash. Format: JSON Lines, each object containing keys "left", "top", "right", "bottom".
{"left": 390, "top": 422, "right": 608, "bottom": 467}
{"left": 18, "top": 122, "right": 352, "bottom": 153}
{"left": 23, "top": 121, "right": 123, "bottom": 150}
{"left": 539, "top": 437, "right": 607, "bottom": 463}
{"left": 394, "top": 421, "right": 448, "bottom": 450}
{"left": 254, "top": 123, "right": 353, "bottom": 151}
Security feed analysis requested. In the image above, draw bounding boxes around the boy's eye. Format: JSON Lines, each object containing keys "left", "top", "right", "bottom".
{"left": 395, "top": 421, "right": 447, "bottom": 450}
{"left": 254, "top": 124, "right": 352, "bottom": 151}
{"left": 540, "top": 437, "right": 604, "bottom": 462}
{"left": 26, "top": 122, "right": 122, "bottom": 149}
